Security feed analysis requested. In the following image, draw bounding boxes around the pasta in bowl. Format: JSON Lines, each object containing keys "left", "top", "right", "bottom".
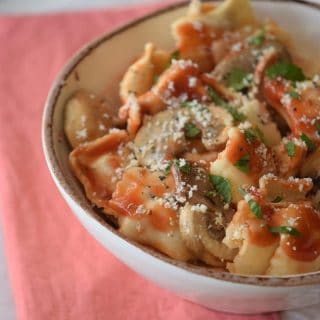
{"left": 43, "top": 0, "right": 320, "bottom": 313}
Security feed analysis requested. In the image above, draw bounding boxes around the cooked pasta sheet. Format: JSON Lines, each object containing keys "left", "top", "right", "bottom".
{"left": 64, "top": 0, "right": 320, "bottom": 276}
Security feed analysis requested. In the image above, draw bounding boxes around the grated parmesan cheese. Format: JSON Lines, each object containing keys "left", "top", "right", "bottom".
{"left": 192, "top": 20, "right": 203, "bottom": 31}
{"left": 280, "top": 94, "right": 292, "bottom": 106}
{"left": 109, "top": 128, "right": 122, "bottom": 133}
{"left": 188, "top": 76, "right": 197, "bottom": 88}
{"left": 191, "top": 204, "right": 208, "bottom": 213}
{"left": 171, "top": 59, "right": 198, "bottom": 70}
{"left": 214, "top": 211, "right": 224, "bottom": 226}
{"left": 98, "top": 123, "right": 106, "bottom": 131}
{"left": 76, "top": 128, "right": 87, "bottom": 140}
{"left": 231, "top": 42, "right": 242, "bottom": 52}
{"left": 136, "top": 204, "right": 149, "bottom": 215}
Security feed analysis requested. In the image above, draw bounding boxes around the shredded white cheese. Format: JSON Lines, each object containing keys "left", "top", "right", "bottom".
{"left": 191, "top": 204, "right": 208, "bottom": 213}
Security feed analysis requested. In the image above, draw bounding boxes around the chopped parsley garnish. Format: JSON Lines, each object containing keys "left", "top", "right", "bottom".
{"left": 226, "top": 69, "right": 252, "bottom": 91}
{"left": 301, "top": 133, "right": 316, "bottom": 152}
{"left": 208, "top": 86, "right": 225, "bottom": 105}
{"left": 184, "top": 122, "right": 201, "bottom": 138}
{"left": 178, "top": 162, "right": 191, "bottom": 174}
{"left": 164, "top": 159, "right": 191, "bottom": 175}
{"left": 205, "top": 190, "right": 216, "bottom": 200}
{"left": 208, "top": 87, "right": 246, "bottom": 122}
{"left": 166, "top": 50, "right": 180, "bottom": 68}
{"left": 234, "top": 154, "right": 250, "bottom": 173}
{"left": 266, "top": 62, "right": 306, "bottom": 82}
{"left": 289, "top": 91, "right": 300, "bottom": 99}
{"left": 170, "top": 50, "right": 180, "bottom": 61}
{"left": 164, "top": 161, "right": 173, "bottom": 175}
{"left": 248, "top": 198, "right": 263, "bottom": 219}
{"left": 248, "top": 30, "right": 265, "bottom": 46}
{"left": 271, "top": 196, "right": 283, "bottom": 203}
{"left": 243, "top": 127, "right": 264, "bottom": 143}
{"left": 175, "top": 159, "right": 191, "bottom": 174}
{"left": 238, "top": 186, "right": 246, "bottom": 196}
{"left": 285, "top": 141, "right": 296, "bottom": 158}
{"left": 209, "top": 175, "right": 232, "bottom": 204}
{"left": 269, "top": 226, "right": 300, "bottom": 236}
{"left": 220, "top": 104, "right": 245, "bottom": 121}
{"left": 239, "top": 187, "right": 263, "bottom": 218}
{"left": 181, "top": 101, "right": 194, "bottom": 109}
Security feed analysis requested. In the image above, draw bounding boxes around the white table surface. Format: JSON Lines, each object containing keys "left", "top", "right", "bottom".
{"left": 0, "top": 1, "right": 320, "bottom": 320}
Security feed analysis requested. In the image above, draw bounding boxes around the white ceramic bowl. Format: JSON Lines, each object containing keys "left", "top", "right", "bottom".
{"left": 42, "top": 0, "right": 320, "bottom": 314}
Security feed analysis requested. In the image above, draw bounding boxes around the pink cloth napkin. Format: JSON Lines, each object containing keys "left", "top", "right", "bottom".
{"left": 0, "top": 4, "right": 280, "bottom": 320}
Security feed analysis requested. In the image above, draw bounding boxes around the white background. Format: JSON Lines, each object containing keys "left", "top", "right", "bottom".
{"left": 0, "top": 1, "right": 319, "bottom": 320}
{"left": 0, "top": 0, "right": 158, "bottom": 14}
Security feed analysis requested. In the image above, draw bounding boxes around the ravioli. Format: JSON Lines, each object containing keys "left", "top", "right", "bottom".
{"left": 69, "top": 130, "right": 130, "bottom": 209}
{"left": 64, "top": 0, "right": 320, "bottom": 275}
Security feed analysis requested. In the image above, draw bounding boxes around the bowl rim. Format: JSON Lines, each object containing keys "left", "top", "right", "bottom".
{"left": 42, "top": 0, "right": 320, "bottom": 287}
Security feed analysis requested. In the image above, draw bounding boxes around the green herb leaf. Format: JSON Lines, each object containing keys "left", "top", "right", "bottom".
{"left": 181, "top": 101, "right": 194, "bottom": 109}
{"left": 184, "top": 122, "right": 201, "bottom": 138}
{"left": 301, "top": 133, "right": 316, "bottom": 152}
{"left": 179, "top": 164, "right": 191, "bottom": 174}
{"left": 208, "top": 86, "right": 226, "bottom": 105}
{"left": 244, "top": 127, "right": 264, "bottom": 143}
{"left": 164, "top": 161, "right": 173, "bottom": 175}
{"left": 209, "top": 175, "right": 232, "bottom": 204}
{"left": 208, "top": 87, "right": 246, "bottom": 122}
{"left": 222, "top": 103, "right": 246, "bottom": 122}
{"left": 165, "top": 159, "right": 192, "bottom": 175}
{"left": 166, "top": 50, "right": 180, "bottom": 68}
{"left": 238, "top": 187, "right": 263, "bottom": 218}
{"left": 248, "top": 199, "right": 263, "bottom": 219}
{"left": 175, "top": 159, "right": 191, "bottom": 174}
{"left": 238, "top": 186, "right": 247, "bottom": 196}
{"left": 248, "top": 30, "right": 265, "bottom": 46}
{"left": 285, "top": 141, "right": 296, "bottom": 158}
{"left": 205, "top": 190, "right": 216, "bottom": 200}
{"left": 226, "top": 69, "right": 252, "bottom": 91}
{"left": 271, "top": 196, "right": 283, "bottom": 203}
{"left": 266, "top": 62, "right": 306, "bottom": 82}
{"left": 289, "top": 91, "right": 300, "bottom": 99}
{"left": 170, "top": 50, "right": 180, "bottom": 61}
{"left": 269, "top": 226, "right": 300, "bottom": 236}
{"left": 234, "top": 154, "right": 250, "bottom": 173}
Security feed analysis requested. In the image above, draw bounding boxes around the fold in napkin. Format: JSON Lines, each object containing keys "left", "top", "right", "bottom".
{"left": 0, "top": 3, "right": 280, "bottom": 320}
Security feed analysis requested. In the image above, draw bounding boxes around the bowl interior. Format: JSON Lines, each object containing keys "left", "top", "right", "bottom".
{"left": 43, "top": 0, "right": 320, "bottom": 285}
